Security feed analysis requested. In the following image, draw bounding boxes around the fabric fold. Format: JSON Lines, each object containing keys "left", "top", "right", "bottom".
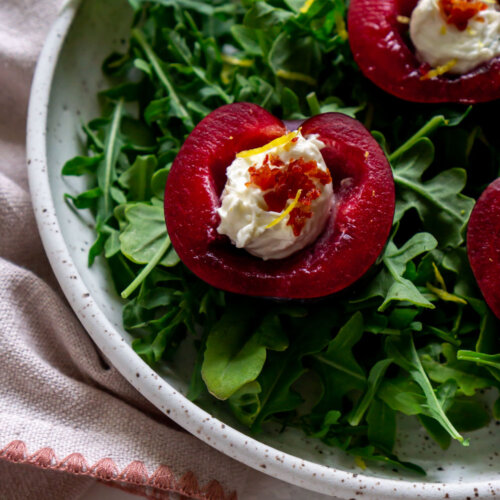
{"left": 0, "top": 0, "right": 248, "bottom": 498}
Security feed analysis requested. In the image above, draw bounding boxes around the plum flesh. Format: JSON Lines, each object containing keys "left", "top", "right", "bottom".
{"left": 348, "top": 0, "right": 500, "bottom": 103}
{"left": 164, "top": 103, "right": 395, "bottom": 299}
{"left": 467, "top": 178, "right": 500, "bottom": 319}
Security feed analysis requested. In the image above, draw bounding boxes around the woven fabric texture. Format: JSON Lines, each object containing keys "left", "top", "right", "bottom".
{"left": 0, "top": 1, "right": 248, "bottom": 498}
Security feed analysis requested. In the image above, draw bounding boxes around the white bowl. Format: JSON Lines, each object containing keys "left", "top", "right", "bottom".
{"left": 27, "top": 0, "right": 500, "bottom": 498}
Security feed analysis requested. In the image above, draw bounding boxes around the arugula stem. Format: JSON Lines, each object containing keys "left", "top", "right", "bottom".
{"left": 306, "top": 92, "right": 321, "bottom": 116}
{"left": 389, "top": 335, "right": 466, "bottom": 445}
{"left": 363, "top": 103, "right": 374, "bottom": 130}
{"left": 260, "top": 87, "right": 274, "bottom": 110}
{"left": 131, "top": 28, "right": 193, "bottom": 129}
{"left": 457, "top": 350, "right": 500, "bottom": 370}
{"left": 384, "top": 258, "right": 404, "bottom": 284}
{"left": 83, "top": 122, "right": 105, "bottom": 151}
{"left": 165, "top": 32, "right": 232, "bottom": 104}
{"left": 393, "top": 174, "right": 463, "bottom": 220}
{"left": 313, "top": 354, "right": 366, "bottom": 382}
{"left": 348, "top": 359, "right": 392, "bottom": 426}
{"left": 389, "top": 115, "right": 446, "bottom": 163}
{"left": 103, "top": 98, "right": 124, "bottom": 219}
{"left": 121, "top": 236, "right": 171, "bottom": 299}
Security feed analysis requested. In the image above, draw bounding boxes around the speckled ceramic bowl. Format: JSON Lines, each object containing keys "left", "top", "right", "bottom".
{"left": 27, "top": 0, "right": 500, "bottom": 498}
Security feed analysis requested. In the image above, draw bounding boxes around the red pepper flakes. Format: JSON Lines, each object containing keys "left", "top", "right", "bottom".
{"left": 439, "top": 0, "right": 488, "bottom": 31}
{"left": 246, "top": 154, "right": 332, "bottom": 236}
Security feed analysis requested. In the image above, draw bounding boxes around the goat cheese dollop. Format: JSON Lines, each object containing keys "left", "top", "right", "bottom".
{"left": 410, "top": 0, "right": 500, "bottom": 75}
{"left": 217, "top": 131, "right": 333, "bottom": 260}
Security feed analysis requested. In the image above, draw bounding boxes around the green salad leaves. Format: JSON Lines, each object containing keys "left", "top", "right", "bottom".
{"left": 62, "top": 0, "right": 500, "bottom": 475}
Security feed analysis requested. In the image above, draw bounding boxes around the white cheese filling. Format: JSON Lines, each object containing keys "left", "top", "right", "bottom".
{"left": 409, "top": 0, "right": 500, "bottom": 74}
{"left": 216, "top": 132, "right": 333, "bottom": 260}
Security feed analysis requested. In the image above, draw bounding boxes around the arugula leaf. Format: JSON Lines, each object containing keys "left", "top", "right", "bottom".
{"left": 231, "top": 25, "right": 262, "bottom": 56}
{"left": 151, "top": 167, "right": 170, "bottom": 199}
{"left": 244, "top": 2, "right": 294, "bottom": 29}
{"left": 132, "top": 0, "right": 237, "bottom": 16}
{"left": 348, "top": 359, "right": 392, "bottom": 426}
{"left": 356, "top": 232, "right": 438, "bottom": 311}
{"left": 366, "top": 398, "right": 396, "bottom": 453}
{"left": 421, "top": 343, "right": 494, "bottom": 396}
{"left": 228, "top": 381, "right": 262, "bottom": 427}
{"left": 132, "top": 28, "right": 194, "bottom": 130}
{"left": 388, "top": 110, "right": 470, "bottom": 163}
{"left": 308, "top": 410, "right": 342, "bottom": 439}
{"left": 386, "top": 334, "right": 466, "bottom": 445}
{"left": 391, "top": 138, "right": 475, "bottom": 248}
{"left": 457, "top": 351, "right": 500, "bottom": 378}
{"left": 310, "top": 312, "right": 366, "bottom": 413}
{"left": 281, "top": 87, "right": 304, "bottom": 119}
{"left": 62, "top": 155, "right": 103, "bottom": 176}
{"left": 165, "top": 30, "right": 232, "bottom": 103}
{"left": 347, "top": 445, "right": 426, "bottom": 476}
{"left": 448, "top": 398, "right": 491, "bottom": 432}
{"left": 268, "top": 32, "right": 321, "bottom": 86}
{"left": 250, "top": 307, "right": 335, "bottom": 431}
{"left": 118, "top": 155, "right": 157, "bottom": 201}
{"left": 378, "top": 377, "right": 427, "bottom": 416}
{"left": 119, "top": 203, "right": 178, "bottom": 298}
{"left": 120, "top": 204, "right": 172, "bottom": 266}
{"left": 202, "top": 307, "right": 288, "bottom": 400}
{"left": 97, "top": 98, "right": 125, "bottom": 224}
{"left": 236, "top": 75, "right": 279, "bottom": 110}
{"left": 64, "top": 188, "right": 102, "bottom": 210}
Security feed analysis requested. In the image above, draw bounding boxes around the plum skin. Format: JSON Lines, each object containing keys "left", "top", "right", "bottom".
{"left": 467, "top": 179, "right": 500, "bottom": 319}
{"left": 348, "top": 0, "right": 500, "bottom": 104}
{"left": 164, "top": 102, "right": 395, "bottom": 299}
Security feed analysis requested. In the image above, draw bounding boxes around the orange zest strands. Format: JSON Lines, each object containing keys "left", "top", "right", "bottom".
{"left": 236, "top": 131, "right": 298, "bottom": 158}
{"left": 420, "top": 59, "right": 457, "bottom": 80}
{"left": 396, "top": 15, "right": 410, "bottom": 24}
{"left": 221, "top": 54, "right": 254, "bottom": 67}
{"left": 335, "top": 13, "right": 349, "bottom": 41}
{"left": 275, "top": 69, "right": 317, "bottom": 86}
{"left": 266, "top": 189, "right": 302, "bottom": 229}
{"left": 300, "top": 0, "right": 315, "bottom": 14}
{"left": 439, "top": 0, "right": 488, "bottom": 31}
{"left": 247, "top": 154, "right": 332, "bottom": 236}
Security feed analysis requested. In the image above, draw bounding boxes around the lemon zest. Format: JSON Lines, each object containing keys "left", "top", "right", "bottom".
{"left": 300, "top": 0, "right": 315, "bottom": 13}
{"left": 335, "top": 13, "right": 349, "bottom": 41}
{"left": 420, "top": 59, "right": 457, "bottom": 80}
{"left": 426, "top": 283, "right": 468, "bottom": 305}
{"left": 432, "top": 262, "right": 447, "bottom": 290}
{"left": 426, "top": 262, "right": 467, "bottom": 304}
{"left": 354, "top": 456, "right": 367, "bottom": 470}
{"left": 266, "top": 189, "right": 302, "bottom": 229}
{"left": 440, "top": 25, "right": 447, "bottom": 35}
{"left": 396, "top": 15, "right": 410, "bottom": 24}
{"left": 220, "top": 66, "right": 232, "bottom": 85}
{"left": 237, "top": 130, "right": 299, "bottom": 158}
{"left": 276, "top": 69, "right": 317, "bottom": 86}
{"left": 221, "top": 54, "right": 254, "bottom": 67}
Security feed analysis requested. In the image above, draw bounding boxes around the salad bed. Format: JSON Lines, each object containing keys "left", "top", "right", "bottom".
{"left": 62, "top": 0, "right": 500, "bottom": 474}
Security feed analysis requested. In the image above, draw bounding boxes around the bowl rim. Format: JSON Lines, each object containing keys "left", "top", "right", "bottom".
{"left": 26, "top": 1, "right": 500, "bottom": 498}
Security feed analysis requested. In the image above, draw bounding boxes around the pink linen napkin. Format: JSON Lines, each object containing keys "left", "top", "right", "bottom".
{"left": 0, "top": 1, "right": 249, "bottom": 498}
